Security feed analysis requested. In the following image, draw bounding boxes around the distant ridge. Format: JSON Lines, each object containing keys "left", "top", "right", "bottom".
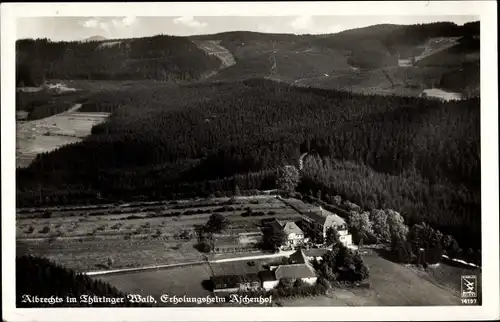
{"left": 83, "top": 35, "right": 108, "bottom": 42}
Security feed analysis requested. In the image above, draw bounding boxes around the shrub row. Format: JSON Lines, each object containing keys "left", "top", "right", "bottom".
{"left": 241, "top": 210, "right": 276, "bottom": 218}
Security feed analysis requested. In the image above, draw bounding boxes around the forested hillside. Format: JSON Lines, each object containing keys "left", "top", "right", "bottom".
{"left": 196, "top": 22, "right": 480, "bottom": 95}
{"left": 16, "top": 35, "right": 222, "bottom": 86}
{"left": 16, "top": 21, "right": 479, "bottom": 96}
{"left": 17, "top": 78, "right": 480, "bottom": 249}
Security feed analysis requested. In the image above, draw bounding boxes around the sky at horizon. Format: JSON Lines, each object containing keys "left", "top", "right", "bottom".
{"left": 17, "top": 15, "right": 479, "bottom": 42}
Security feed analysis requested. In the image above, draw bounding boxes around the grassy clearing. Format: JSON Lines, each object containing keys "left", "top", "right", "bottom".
{"left": 96, "top": 264, "right": 214, "bottom": 305}
{"left": 409, "top": 259, "right": 482, "bottom": 302}
{"left": 95, "top": 252, "right": 469, "bottom": 307}
{"left": 16, "top": 105, "right": 109, "bottom": 168}
{"left": 210, "top": 258, "right": 276, "bottom": 276}
{"left": 280, "top": 253, "right": 463, "bottom": 306}
{"left": 16, "top": 79, "right": 133, "bottom": 168}
{"left": 17, "top": 238, "right": 203, "bottom": 272}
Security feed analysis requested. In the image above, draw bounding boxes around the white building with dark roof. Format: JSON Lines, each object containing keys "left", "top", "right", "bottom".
{"left": 267, "top": 219, "right": 305, "bottom": 249}
{"left": 302, "top": 206, "right": 352, "bottom": 246}
{"left": 260, "top": 249, "right": 318, "bottom": 290}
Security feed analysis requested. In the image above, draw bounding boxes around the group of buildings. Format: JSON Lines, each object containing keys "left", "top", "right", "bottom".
{"left": 211, "top": 248, "right": 321, "bottom": 294}
{"left": 269, "top": 206, "right": 353, "bottom": 250}
{"left": 210, "top": 206, "right": 354, "bottom": 294}
{"left": 212, "top": 205, "right": 353, "bottom": 254}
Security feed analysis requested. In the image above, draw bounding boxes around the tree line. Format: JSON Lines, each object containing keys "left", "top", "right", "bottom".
{"left": 299, "top": 154, "right": 480, "bottom": 252}
{"left": 16, "top": 35, "right": 221, "bottom": 87}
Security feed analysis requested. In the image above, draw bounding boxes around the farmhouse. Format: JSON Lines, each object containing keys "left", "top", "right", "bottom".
{"left": 258, "top": 270, "right": 279, "bottom": 290}
{"left": 302, "top": 206, "right": 352, "bottom": 247}
{"left": 267, "top": 219, "right": 305, "bottom": 250}
{"left": 212, "top": 249, "right": 318, "bottom": 293}
{"left": 211, "top": 273, "right": 261, "bottom": 294}
{"left": 261, "top": 249, "right": 318, "bottom": 291}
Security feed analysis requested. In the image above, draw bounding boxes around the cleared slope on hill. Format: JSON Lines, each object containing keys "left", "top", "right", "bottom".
{"left": 199, "top": 22, "right": 479, "bottom": 95}
{"left": 416, "top": 36, "right": 480, "bottom": 67}
{"left": 16, "top": 21, "right": 479, "bottom": 95}
{"left": 192, "top": 40, "right": 236, "bottom": 68}
{"left": 298, "top": 65, "right": 465, "bottom": 96}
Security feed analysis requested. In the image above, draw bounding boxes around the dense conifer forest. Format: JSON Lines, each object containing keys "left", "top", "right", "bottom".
{"left": 17, "top": 78, "right": 480, "bottom": 251}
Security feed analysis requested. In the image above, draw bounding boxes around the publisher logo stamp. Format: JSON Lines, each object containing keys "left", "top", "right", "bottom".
{"left": 461, "top": 275, "right": 477, "bottom": 299}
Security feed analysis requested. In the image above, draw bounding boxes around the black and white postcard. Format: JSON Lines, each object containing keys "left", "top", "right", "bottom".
{"left": 1, "top": 1, "right": 498, "bottom": 321}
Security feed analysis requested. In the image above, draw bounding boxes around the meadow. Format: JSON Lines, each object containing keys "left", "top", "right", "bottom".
{"left": 16, "top": 196, "right": 302, "bottom": 272}
{"left": 280, "top": 252, "right": 481, "bottom": 306}
{"left": 92, "top": 248, "right": 480, "bottom": 307}
{"left": 16, "top": 106, "right": 109, "bottom": 168}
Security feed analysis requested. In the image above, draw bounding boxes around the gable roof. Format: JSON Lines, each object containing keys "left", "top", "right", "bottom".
{"left": 275, "top": 264, "right": 316, "bottom": 279}
{"left": 288, "top": 248, "right": 308, "bottom": 265}
{"left": 282, "top": 221, "right": 304, "bottom": 236}
{"left": 322, "top": 208, "right": 347, "bottom": 226}
{"left": 303, "top": 207, "right": 347, "bottom": 227}
{"left": 267, "top": 218, "right": 284, "bottom": 231}
{"left": 303, "top": 210, "right": 327, "bottom": 226}
{"left": 258, "top": 270, "right": 277, "bottom": 282}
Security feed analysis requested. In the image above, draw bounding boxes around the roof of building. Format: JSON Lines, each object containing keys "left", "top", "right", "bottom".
{"left": 282, "top": 221, "right": 304, "bottom": 236}
{"left": 303, "top": 210, "right": 327, "bottom": 225}
{"left": 274, "top": 264, "right": 316, "bottom": 279}
{"left": 303, "top": 207, "right": 347, "bottom": 227}
{"left": 267, "top": 218, "right": 284, "bottom": 231}
{"left": 258, "top": 270, "right": 277, "bottom": 282}
{"left": 288, "top": 248, "right": 308, "bottom": 265}
{"left": 211, "top": 274, "right": 260, "bottom": 289}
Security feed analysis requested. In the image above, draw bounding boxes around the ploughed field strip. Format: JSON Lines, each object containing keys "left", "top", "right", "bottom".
{"left": 16, "top": 196, "right": 302, "bottom": 272}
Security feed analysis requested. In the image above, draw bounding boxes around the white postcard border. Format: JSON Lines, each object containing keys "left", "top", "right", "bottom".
{"left": 2, "top": 1, "right": 498, "bottom": 321}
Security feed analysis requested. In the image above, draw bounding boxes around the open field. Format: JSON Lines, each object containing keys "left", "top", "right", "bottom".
{"left": 419, "top": 88, "right": 462, "bottom": 101}
{"left": 280, "top": 253, "right": 476, "bottom": 306}
{"left": 95, "top": 258, "right": 283, "bottom": 307}
{"left": 16, "top": 79, "right": 167, "bottom": 168}
{"left": 17, "top": 237, "right": 203, "bottom": 273}
{"left": 97, "top": 263, "right": 214, "bottom": 305}
{"left": 16, "top": 103, "right": 110, "bottom": 168}
{"left": 16, "top": 196, "right": 303, "bottom": 271}
{"left": 92, "top": 250, "right": 477, "bottom": 307}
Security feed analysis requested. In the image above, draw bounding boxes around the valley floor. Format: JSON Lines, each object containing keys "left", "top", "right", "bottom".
{"left": 16, "top": 195, "right": 481, "bottom": 307}
{"left": 93, "top": 251, "right": 479, "bottom": 307}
